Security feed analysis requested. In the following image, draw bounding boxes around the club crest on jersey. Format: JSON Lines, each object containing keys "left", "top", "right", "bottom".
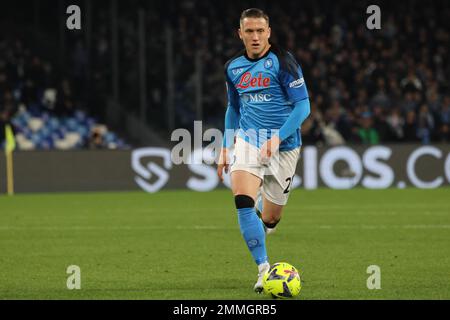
{"left": 264, "top": 58, "right": 273, "bottom": 69}
{"left": 236, "top": 72, "right": 271, "bottom": 89}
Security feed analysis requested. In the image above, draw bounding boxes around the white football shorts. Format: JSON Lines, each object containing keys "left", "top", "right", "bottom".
{"left": 230, "top": 137, "right": 300, "bottom": 206}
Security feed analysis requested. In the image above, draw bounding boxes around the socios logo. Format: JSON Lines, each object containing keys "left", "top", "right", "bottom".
{"left": 132, "top": 147, "right": 234, "bottom": 193}
{"left": 264, "top": 58, "right": 273, "bottom": 69}
{"left": 242, "top": 93, "right": 272, "bottom": 103}
{"left": 132, "top": 148, "right": 173, "bottom": 193}
{"left": 131, "top": 145, "right": 450, "bottom": 193}
{"left": 232, "top": 67, "right": 244, "bottom": 76}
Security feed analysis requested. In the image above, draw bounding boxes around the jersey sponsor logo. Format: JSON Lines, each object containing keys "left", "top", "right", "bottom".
{"left": 232, "top": 67, "right": 244, "bottom": 75}
{"left": 236, "top": 72, "right": 271, "bottom": 89}
{"left": 289, "top": 77, "right": 305, "bottom": 88}
{"left": 242, "top": 93, "right": 272, "bottom": 102}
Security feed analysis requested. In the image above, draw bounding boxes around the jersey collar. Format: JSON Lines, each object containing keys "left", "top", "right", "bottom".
{"left": 244, "top": 45, "right": 272, "bottom": 62}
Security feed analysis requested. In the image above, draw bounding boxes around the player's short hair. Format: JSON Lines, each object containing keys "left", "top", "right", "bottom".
{"left": 240, "top": 8, "right": 269, "bottom": 26}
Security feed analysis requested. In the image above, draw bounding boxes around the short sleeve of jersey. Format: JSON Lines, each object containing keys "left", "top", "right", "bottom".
{"left": 278, "top": 52, "right": 309, "bottom": 104}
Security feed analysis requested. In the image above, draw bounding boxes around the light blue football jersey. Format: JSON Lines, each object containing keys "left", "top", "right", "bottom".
{"left": 225, "top": 45, "right": 309, "bottom": 151}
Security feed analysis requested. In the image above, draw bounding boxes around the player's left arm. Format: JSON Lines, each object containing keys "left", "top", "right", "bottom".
{"left": 261, "top": 52, "right": 311, "bottom": 157}
{"left": 278, "top": 98, "right": 310, "bottom": 141}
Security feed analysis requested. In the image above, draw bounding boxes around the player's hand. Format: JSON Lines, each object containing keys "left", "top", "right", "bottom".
{"left": 217, "top": 148, "right": 229, "bottom": 182}
{"left": 260, "top": 136, "right": 281, "bottom": 164}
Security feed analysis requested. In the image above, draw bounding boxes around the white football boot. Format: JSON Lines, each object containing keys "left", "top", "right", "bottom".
{"left": 265, "top": 225, "right": 277, "bottom": 235}
{"left": 254, "top": 262, "right": 271, "bottom": 293}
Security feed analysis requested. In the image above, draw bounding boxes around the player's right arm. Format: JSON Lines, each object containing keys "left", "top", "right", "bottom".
{"left": 218, "top": 75, "right": 240, "bottom": 182}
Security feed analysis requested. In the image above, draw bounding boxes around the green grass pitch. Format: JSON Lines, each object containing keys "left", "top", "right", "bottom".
{"left": 1, "top": 188, "right": 449, "bottom": 299}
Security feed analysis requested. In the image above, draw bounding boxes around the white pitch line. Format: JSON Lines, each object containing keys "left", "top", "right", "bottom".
{"left": 0, "top": 225, "right": 223, "bottom": 231}
{"left": 289, "top": 205, "right": 450, "bottom": 211}
{"left": 317, "top": 224, "right": 450, "bottom": 229}
{"left": 1, "top": 225, "right": 450, "bottom": 231}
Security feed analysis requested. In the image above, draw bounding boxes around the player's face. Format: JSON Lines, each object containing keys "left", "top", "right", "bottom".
{"left": 239, "top": 17, "right": 271, "bottom": 59}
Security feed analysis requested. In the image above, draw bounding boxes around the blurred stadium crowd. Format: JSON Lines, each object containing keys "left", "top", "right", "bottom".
{"left": 0, "top": 36, "right": 128, "bottom": 150}
{"left": 172, "top": 0, "right": 450, "bottom": 145}
{"left": 0, "top": 0, "right": 449, "bottom": 150}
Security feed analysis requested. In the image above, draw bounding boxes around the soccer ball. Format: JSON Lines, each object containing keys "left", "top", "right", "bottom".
{"left": 262, "top": 262, "right": 301, "bottom": 299}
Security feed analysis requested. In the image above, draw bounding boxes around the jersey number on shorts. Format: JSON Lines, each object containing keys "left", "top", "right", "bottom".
{"left": 283, "top": 175, "right": 295, "bottom": 194}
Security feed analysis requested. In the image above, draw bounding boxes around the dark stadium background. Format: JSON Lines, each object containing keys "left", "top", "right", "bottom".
{"left": 1, "top": 0, "right": 449, "bottom": 148}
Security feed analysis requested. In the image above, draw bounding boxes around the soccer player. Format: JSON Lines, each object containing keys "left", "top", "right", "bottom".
{"left": 217, "top": 8, "right": 311, "bottom": 292}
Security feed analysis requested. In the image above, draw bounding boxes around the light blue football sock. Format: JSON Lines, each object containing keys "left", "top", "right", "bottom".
{"left": 237, "top": 207, "right": 268, "bottom": 265}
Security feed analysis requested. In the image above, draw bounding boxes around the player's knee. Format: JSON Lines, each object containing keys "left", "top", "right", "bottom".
{"left": 263, "top": 218, "right": 280, "bottom": 229}
{"left": 234, "top": 194, "right": 255, "bottom": 209}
